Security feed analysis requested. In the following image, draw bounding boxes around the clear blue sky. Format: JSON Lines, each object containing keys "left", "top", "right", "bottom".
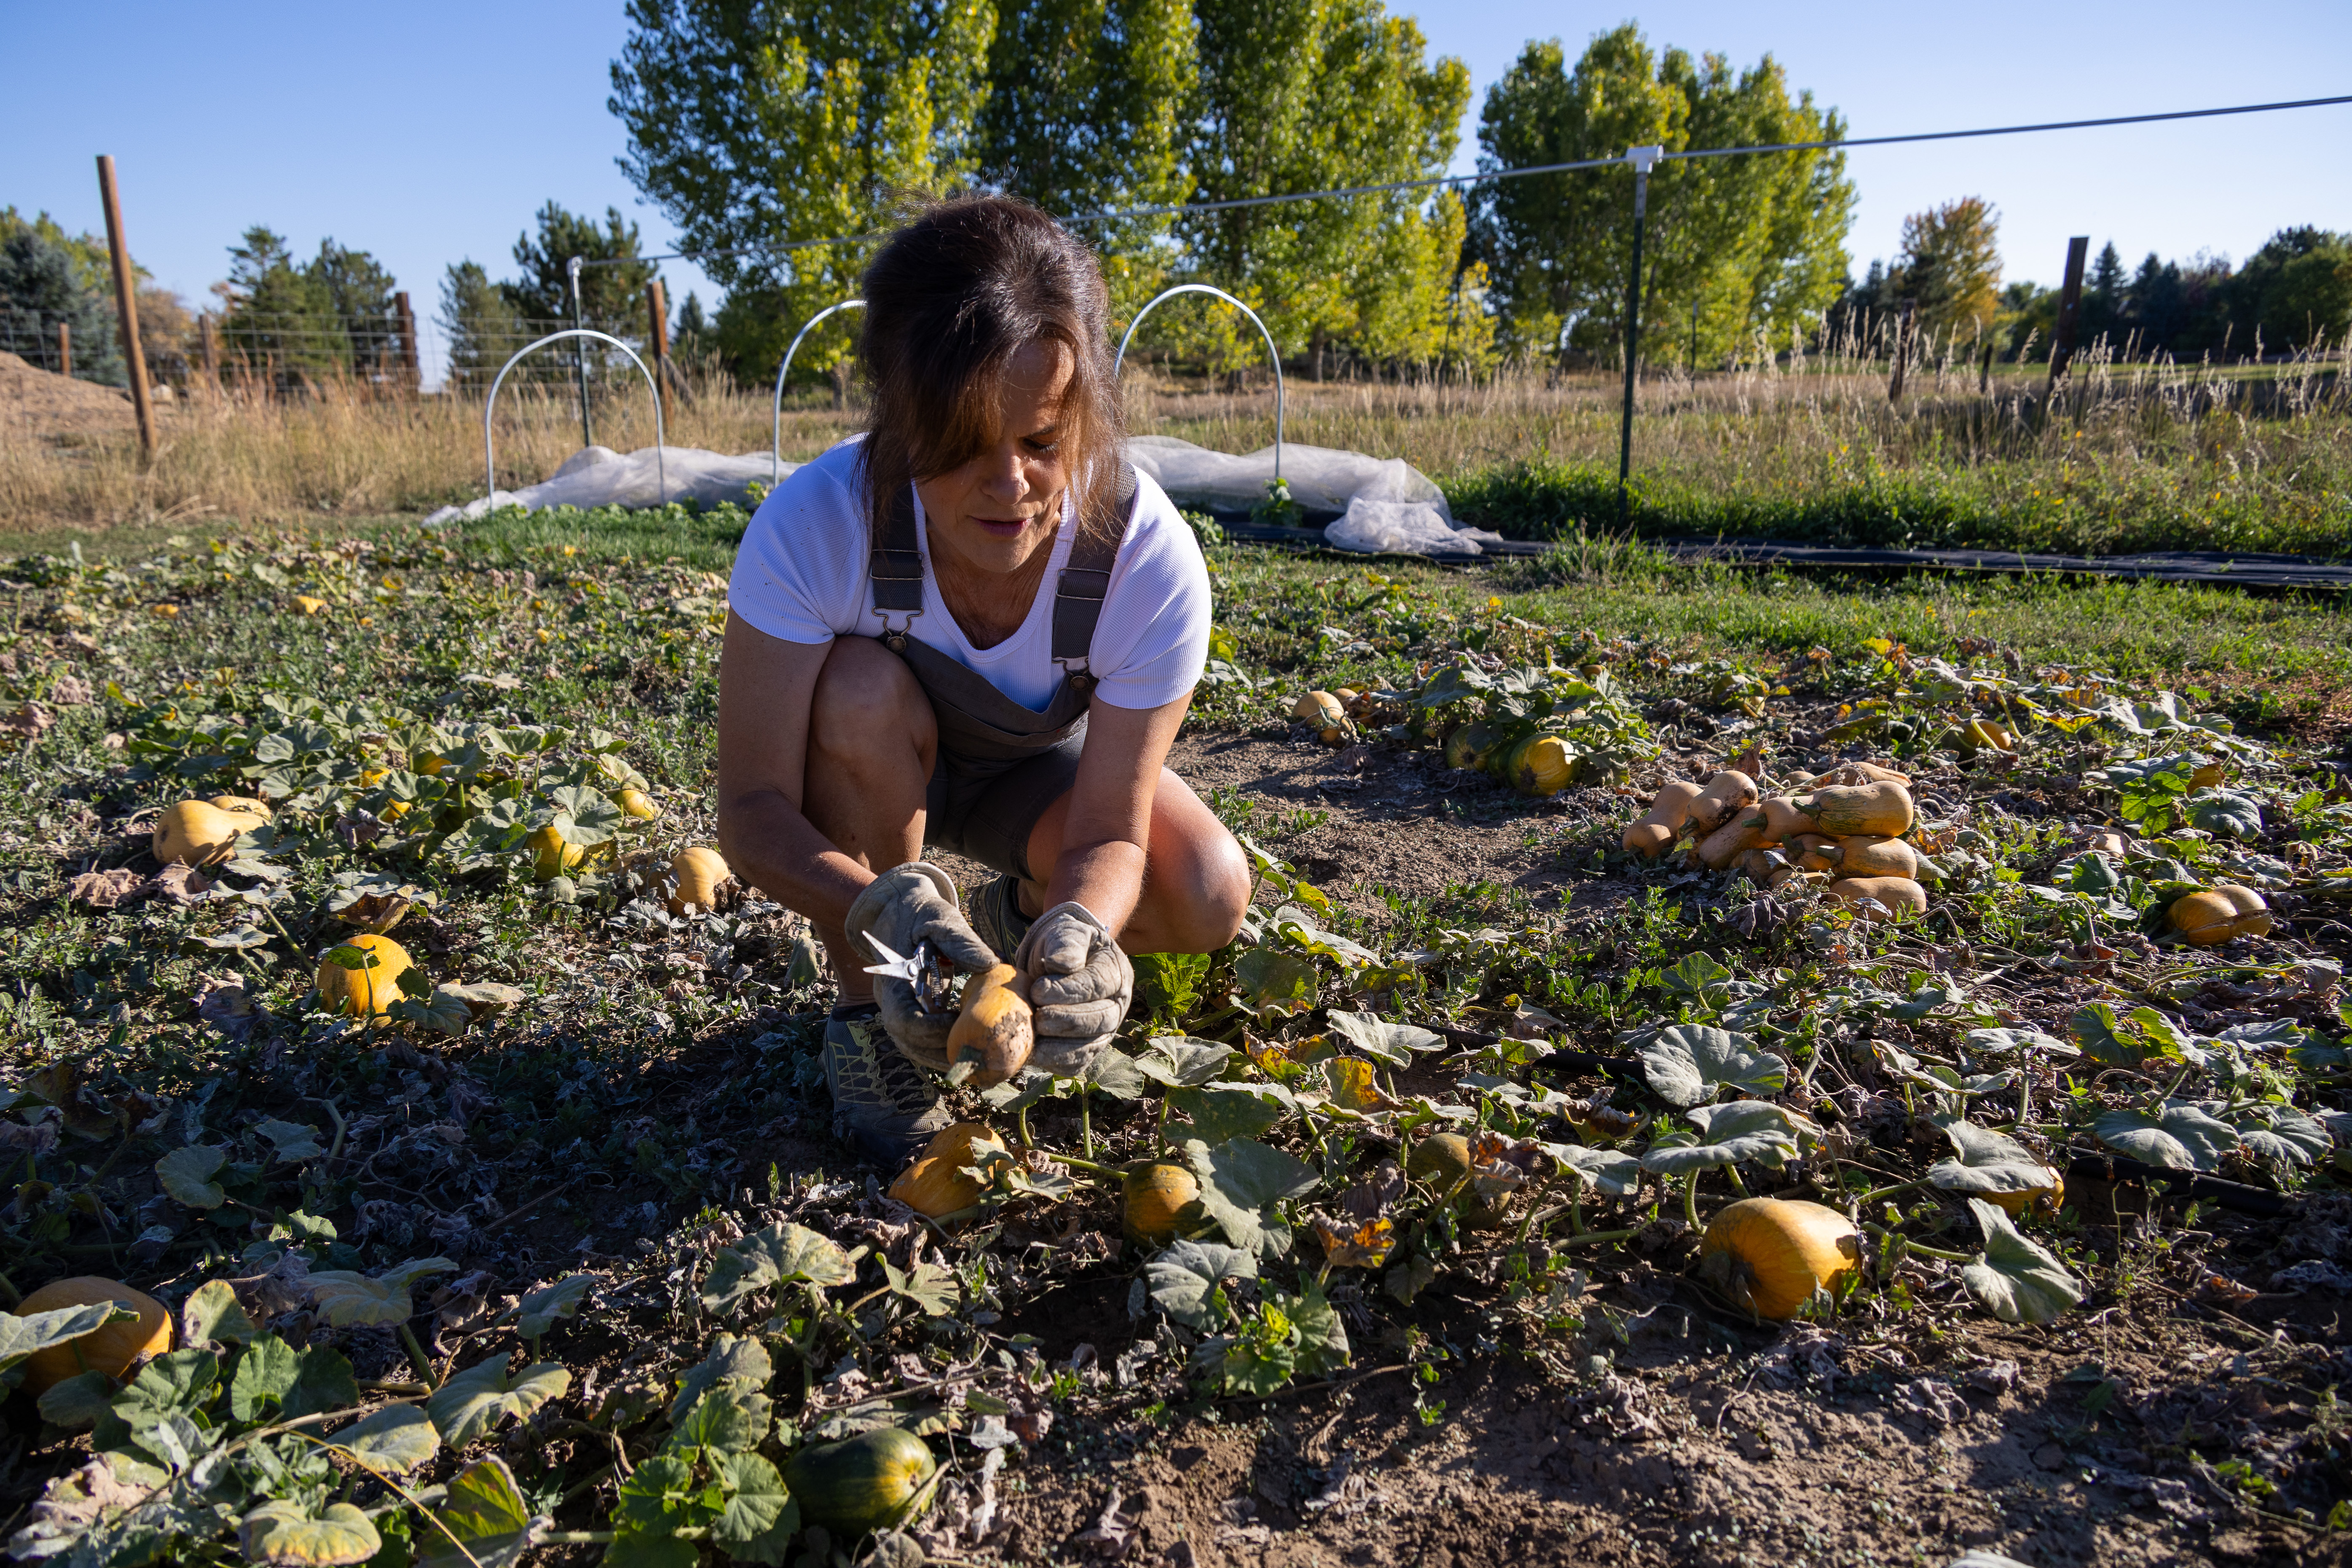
{"left": 6, "top": 0, "right": 2346, "bottom": 385}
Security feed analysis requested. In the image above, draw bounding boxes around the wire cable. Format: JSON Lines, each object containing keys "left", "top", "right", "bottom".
{"left": 581, "top": 90, "right": 2352, "bottom": 269}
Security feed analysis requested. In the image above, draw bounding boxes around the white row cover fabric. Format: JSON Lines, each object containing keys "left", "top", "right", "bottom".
{"left": 423, "top": 433, "right": 1494, "bottom": 557}
{"left": 1129, "top": 435, "right": 1496, "bottom": 556}
{"left": 422, "top": 444, "right": 794, "bottom": 526}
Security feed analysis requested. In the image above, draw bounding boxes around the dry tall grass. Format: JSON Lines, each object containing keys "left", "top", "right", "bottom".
{"left": 3, "top": 326, "right": 2344, "bottom": 551}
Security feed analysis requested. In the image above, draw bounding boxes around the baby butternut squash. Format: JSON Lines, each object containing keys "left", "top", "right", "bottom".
{"left": 1799, "top": 780, "right": 1914, "bottom": 838}
{"left": 946, "top": 964, "right": 1032, "bottom": 1088}
{"left": 1696, "top": 809, "right": 1770, "bottom": 870}
{"left": 2168, "top": 884, "right": 2272, "bottom": 946}
{"left": 1831, "top": 835, "right": 1920, "bottom": 881}
{"left": 1697, "top": 1198, "right": 1861, "bottom": 1320}
{"left": 1687, "top": 770, "right": 1758, "bottom": 835}
{"left": 1789, "top": 832, "right": 1839, "bottom": 872}
{"left": 1823, "top": 876, "right": 1928, "bottom": 920}
{"left": 1622, "top": 780, "right": 1702, "bottom": 859}
{"left": 1801, "top": 760, "right": 1911, "bottom": 790}
{"left": 1734, "top": 847, "right": 1796, "bottom": 888}
{"left": 1756, "top": 796, "right": 1808, "bottom": 843}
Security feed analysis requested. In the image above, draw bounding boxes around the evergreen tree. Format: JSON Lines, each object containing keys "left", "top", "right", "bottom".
{"left": 2084, "top": 240, "right": 2125, "bottom": 340}
{"left": 506, "top": 202, "right": 655, "bottom": 337}
{"left": 0, "top": 223, "right": 122, "bottom": 384}
{"left": 220, "top": 226, "right": 346, "bottom": 383}
{"left": 437, "top": 259, "right": 527, "bottom": 392}
{"left": 309, "top": 240, "right": 402, "bottom": 379}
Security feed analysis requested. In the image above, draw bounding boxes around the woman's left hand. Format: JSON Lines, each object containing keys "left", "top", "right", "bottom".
{"left": 1015, "top": 901, "right": 1133, "bottom": 1068}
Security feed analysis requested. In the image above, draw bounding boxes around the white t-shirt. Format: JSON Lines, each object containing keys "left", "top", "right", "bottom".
{"left": 729, "top": 436, "right": 1211, "bottom": 713}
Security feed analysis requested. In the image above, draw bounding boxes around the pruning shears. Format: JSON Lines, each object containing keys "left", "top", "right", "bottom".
{"left": 861, "top": 933, "right": 955, "bottom": 1016}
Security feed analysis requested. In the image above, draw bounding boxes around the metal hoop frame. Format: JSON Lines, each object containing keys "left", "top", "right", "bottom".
{"left": 483, "top": 330, "right": 666, "bottom": 512}
{"left": 1114, "top": 284, "right": 1285, "bottom": 480}
{"left": 771, "top": 299, "right": 866, "bottom": 485}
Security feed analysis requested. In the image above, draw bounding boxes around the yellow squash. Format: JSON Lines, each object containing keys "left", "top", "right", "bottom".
{"left": 152, "top": 799, "right": 264, "bottom": 866}
{"left": 616, "top": 788, "right": 660, "bottom": 820}
{"left": 887, "top": 1157, "right": 984, "bottom": 1219}
{"left": 1496, "top": 733, "right": 1572, "bottom": 797}
{"left": 526, "top": 824, "right": 584, "bottom": 881}
{"left": 2168, "top": 884, "right": 2272, "bottom": 946}
{"left": 1697, "top": 1198, "right": 1861, "bottom": 1320}
{"left": 13, "top": 1277, "right": 174, "bottom": 1395}
{"left": 1443, "top": 721, "right": 1503, "bottom": 773}
{"left": 667, "top": 847, "right": 732, "bottom": 913}
{"left": 1122, "top": 1161, "right": 1203, "bottom": 1245}
{"left": 316, "top": 933, "right": 413, "bottom": 1019}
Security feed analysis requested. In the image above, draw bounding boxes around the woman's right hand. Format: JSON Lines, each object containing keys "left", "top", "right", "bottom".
{"left": 844, "top": 862, "right": 998, "bottom": 1068}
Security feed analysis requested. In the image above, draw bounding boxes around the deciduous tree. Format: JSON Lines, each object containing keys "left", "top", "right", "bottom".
{"left": 1891, "top": 197, "right": 2001, "bottom": 338}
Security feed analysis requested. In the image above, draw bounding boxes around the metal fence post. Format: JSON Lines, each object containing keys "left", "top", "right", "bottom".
{"left": 567, "top": 255, "right": 592, "bottom": 448}
{"left": 1617, "top": 145, "right": 1663, "bottom": 528}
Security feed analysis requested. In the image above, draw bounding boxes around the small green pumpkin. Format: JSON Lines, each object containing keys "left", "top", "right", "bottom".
{"left": 783, "top": 1428, "right": 937, "bottom": 1537}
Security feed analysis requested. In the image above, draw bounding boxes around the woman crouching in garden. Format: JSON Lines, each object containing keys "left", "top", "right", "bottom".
{"left": 715, "top": 196, "right": 1250, "bottom": 1164}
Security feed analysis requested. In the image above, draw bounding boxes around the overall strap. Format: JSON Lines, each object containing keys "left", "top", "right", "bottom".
{"left": 1050, "top": 462, "right": 1141, "bottom": 691}
{"left": 870, "top": 480, "right": 925, "bottom": 649}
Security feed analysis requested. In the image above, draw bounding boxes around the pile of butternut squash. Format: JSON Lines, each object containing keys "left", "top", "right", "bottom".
{"left": 1622, "top": 759, "right": 1929, "bottom": 920}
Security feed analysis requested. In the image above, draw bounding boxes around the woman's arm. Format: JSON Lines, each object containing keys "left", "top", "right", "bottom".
{"left": 714, "top": 611, "right": 877, "bottom": 935}
{"left": 1043, "top": 691, "right": 1193, "bottom": 937}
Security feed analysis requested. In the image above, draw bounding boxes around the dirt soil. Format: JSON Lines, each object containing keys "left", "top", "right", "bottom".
{"left": 917, "top": 727, "right": 2352, "bottom": 1567}
{"left": 0, "top": 350, "right": 141, "bottom": 442}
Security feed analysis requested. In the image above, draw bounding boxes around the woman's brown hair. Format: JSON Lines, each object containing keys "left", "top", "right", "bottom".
{"left": 857, "top": 196, "right": 1124, "bottom": 549}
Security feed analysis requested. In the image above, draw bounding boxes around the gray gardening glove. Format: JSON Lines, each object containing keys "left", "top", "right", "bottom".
{"left": 844, "top": 862, "right": 998, "bottom": 1072}
{"left": 1014, "top": 901, "right": 1134, "bottom": 1072}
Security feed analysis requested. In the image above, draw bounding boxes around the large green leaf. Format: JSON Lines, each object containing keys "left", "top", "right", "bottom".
{"left": 699, "top": 1223, "right": 854, "bottom": 1313}
{"left": 1233, "top": 949, "right": 1318, "bottom": 1019}
{"left": 1639, "top": 1101, "right": 1800, "bottom": 1176}
{"left": 1132, "top": 1037, "right": 1235, "bottom": 1088}
{"left": 2204, "top": 1102, "right": 2333, "bottom": 1167}
{"left": 418, "top": 1456, "right": 542, "bottom": 1568}
{"left": 515, "top": 1274, "right": 593, "bottom": 1340}
{"left": 1961, "top": 1027, "right": 2077, "bottom": 1061}
{"left": 711, "top": 1452, "right": 799, "bottom": 1565}
{"left": 181, "top": 1280, "right": 257, "bottom": 1348}
{"left": 1959, "top": 1199, "right": 2083, "bottom": 1324}
{"left": 240, "top": 1501, "right": 381, "bottom": 1566}
{"left": 1144, "top": 1239, "right": 1256, "bottom": 1329}
{"left": 333, "top": 1405, "right": 439, "bottom": 1474}
{"left": 307, "top": 1259, "right": 457, "bottom": 1327}
{"left": 668, "top": 1334, "right": 773, "bottom": 1426}
{"left": 1290, "top": 1280, "right": 1350, "bottom": 1379}
{"left": 1636, "top": 1025, "right": 1786, "bottom": 1108}
{"left": 228, "top": 1339, "right": 357, "bottom": 1423}
{"left": 155, "top": 1145, "right": 228, "bottom": 1209}
{"left": 1928, "top": 1121, "right": 2059, "bottom": 1197}
{"left": 426, "top": 1359, "right": 570, "bottom": 1446}
{"left": 1537, "top": 1143, "right": 1641, "bottom": 1197}
{"left": 0, "top": 1301, "right": 131, "bottom": 1379}
{"left": 2091, "top": 1103, "right": 2241, "bottom": 1171}
{"left": 1168, "top": 1083, "right": 1290, "bottom": 1145}
{"left": 1324, "top": 1010, "right": 1442, "bottom": 1067}
{"left": 1187, "top": 1139, "right": 1320, "bottom": 1258}
{"left": 1077, "top": 1047, "right": 1148, "bottom": 1100}
{"left": 2186, "top": 788, "right": 2263, "bottom": 840}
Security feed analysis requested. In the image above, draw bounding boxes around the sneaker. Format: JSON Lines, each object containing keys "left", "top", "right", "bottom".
{"left": 968, "top": 873, "right": 1034, "bottom": 963}
{"left": 822, "top": 1005, "right": 950, "bottom": 1166}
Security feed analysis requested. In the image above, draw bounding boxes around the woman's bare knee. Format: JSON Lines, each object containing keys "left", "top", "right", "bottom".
{"left": 809, "top": 637, "right": 934, "bottom": 766}
{"left": 1144, "top": 773, "right": 1250, "bottom": 952}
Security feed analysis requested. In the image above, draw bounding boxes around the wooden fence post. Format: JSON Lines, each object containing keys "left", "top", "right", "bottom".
{"left": 96, "top": 155, "right": 156, "bottom": 458}
{"left": 646, "top": 279, "right": 671, "bottom": 431}
{"left": 1888, "top": 301, "right": 1916, "bottom": 402}
{"left": 200, "top": 314, "right": 220, "bottom": 397}
{"left": 2046, "top": 236, "right": 2091, "bottom": 395}
{"left": 394, "top": 292, "right": 421, "bottom": 394}
{"left": 57, "top": 322, "right": 70, "bottom": 379}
